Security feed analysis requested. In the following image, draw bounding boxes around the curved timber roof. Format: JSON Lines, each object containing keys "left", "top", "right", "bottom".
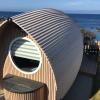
{"left": 1, "top": 8, "right": 83, "bottom": 99}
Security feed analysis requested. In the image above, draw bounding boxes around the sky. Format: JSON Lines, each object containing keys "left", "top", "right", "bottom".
{"left": 0, "top": 0, "right": 100, "bottom": 13}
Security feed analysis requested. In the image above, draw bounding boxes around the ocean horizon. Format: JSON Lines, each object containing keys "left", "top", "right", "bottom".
{"left": 0, "top": 11, "right": 22, "bottom": 18}
{"left": 0, "top": 11, "right": 100, "bottom": 40}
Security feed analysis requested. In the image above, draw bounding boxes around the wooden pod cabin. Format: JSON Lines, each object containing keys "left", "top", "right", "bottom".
{"left": 0, "top": 8, "right": 83, "bottom": 100}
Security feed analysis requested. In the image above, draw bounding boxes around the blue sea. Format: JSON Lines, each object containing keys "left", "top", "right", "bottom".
{"left": 0, "top": 11, "right": 21, "bottom": 18}
{"left": 0, "top": 11, "right": 100, "bottom": 40}
{"left": 68, "top": 14, "right": 100, "bottom": 41}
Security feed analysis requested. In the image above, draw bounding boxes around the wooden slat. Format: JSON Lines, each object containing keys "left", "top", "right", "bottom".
{"left": 1, "top": 23, "right": 56, "bottom": 100}
{"left": 0, "top": 8, "right": 83, "bottom": 100}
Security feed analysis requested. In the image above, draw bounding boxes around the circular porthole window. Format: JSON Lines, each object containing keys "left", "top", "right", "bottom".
{"left": 9, "top": 37, "right": 41, "bottom": 74}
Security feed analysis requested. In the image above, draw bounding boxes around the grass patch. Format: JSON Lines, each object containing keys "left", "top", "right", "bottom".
{"left": 90, "top": 90, "right": 100, "bottom": 100}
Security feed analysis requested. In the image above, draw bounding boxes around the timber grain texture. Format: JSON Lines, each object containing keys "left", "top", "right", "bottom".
{"left": 0, "top": 9, "right": 83, "bottom": 100}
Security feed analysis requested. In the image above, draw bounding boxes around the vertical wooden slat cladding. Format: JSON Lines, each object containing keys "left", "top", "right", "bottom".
{"left": 11, "top": 8, "right": 83, "bottom": 99}
{"left": 0, "top": 8, "right": 83, "bottom": 100}
{"left": 0, "top": 23, "right": 56, "bottom": 100}
{"left": 4, "top": 86, "right": 46, "bottom": 100}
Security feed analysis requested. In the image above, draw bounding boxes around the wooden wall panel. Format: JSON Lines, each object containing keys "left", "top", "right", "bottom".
{"left": 0, "top": 23, "right": 57, "bottom": 100}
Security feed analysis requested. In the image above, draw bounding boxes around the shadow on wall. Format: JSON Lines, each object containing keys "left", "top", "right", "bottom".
{"left": 0, "top": 22, "right": 49, "bottom": 100}
{"left": 90, "top": 63, "right": 100, "bottom": 100}
{"left": 0, "top": 22, "right": 26, "bottom": 89}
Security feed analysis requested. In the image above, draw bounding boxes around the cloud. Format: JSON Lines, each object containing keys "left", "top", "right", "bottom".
{"left": 66, "top": 1, "right": 84, "bottom": 6}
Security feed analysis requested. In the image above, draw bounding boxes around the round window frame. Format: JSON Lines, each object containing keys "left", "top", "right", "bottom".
{"left": 9, "top": 37, "right": 42, "bottom": 74}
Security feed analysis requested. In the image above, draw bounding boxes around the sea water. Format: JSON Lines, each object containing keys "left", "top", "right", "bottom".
{"left": 0, "top": 11, "right": 100, "bottom": 40}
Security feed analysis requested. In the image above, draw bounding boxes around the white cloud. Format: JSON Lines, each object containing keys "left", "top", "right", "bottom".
{"left": 66, "top": 1, "right": 84, "bottom": 6}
